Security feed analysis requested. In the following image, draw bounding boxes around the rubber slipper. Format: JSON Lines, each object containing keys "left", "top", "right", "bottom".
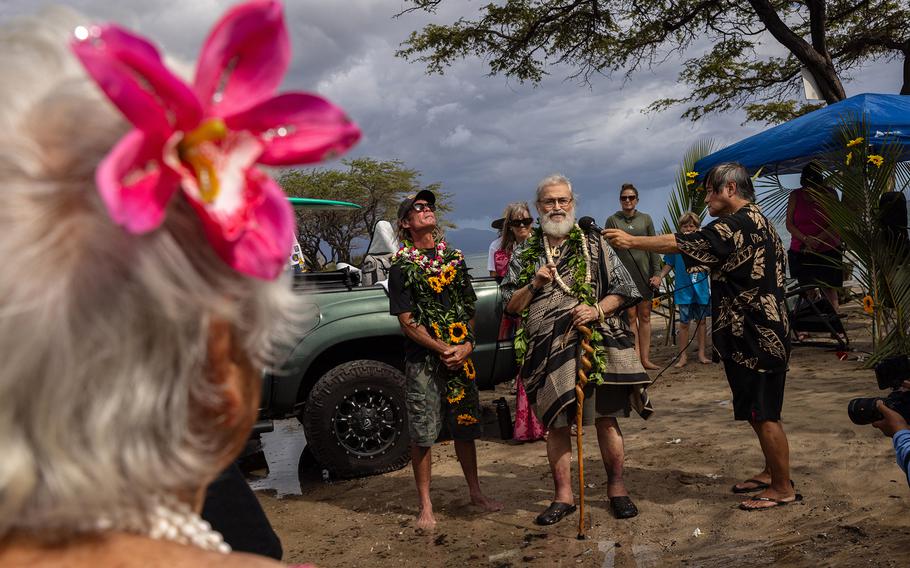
{"left": 731, "top": 478, "right": 794, "bottom": 494}
{"left": 609, "top": 496, "right": 639, "bottom": 519}
{"left": 534, "top": 502, "right": 576, "bottom": 526}
{"left": 739, "top": 493, "right": 803, "bottom": 511}
{"left": 731, "top": 479, "right": 770, "bottom": 494}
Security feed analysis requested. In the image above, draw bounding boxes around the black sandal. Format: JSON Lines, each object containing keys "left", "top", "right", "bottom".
{"left": 534, "top": 502, "right": 576, "bottom": 525}
{"left": 609, "top": 496, "right": 639, "bottom": 519}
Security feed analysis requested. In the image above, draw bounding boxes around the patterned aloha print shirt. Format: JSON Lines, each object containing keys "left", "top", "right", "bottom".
{"left": 675, "top": 203, "right": 791, "bottom": 372}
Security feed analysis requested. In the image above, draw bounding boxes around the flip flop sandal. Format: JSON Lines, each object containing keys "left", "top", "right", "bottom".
{"left": 730, "top": 479, "right": 770, "bottom": 494}
{"left": 731, "top": 478, "right": 794, "bottom": 494}
{"left": 739, "top": 493, "right": 803, "bottom": 511}
{"left": 534, "top": 502, "right": 576, "bottom": 526}
{"left": 609, "top": 496, "right": 639, "bottom": 519}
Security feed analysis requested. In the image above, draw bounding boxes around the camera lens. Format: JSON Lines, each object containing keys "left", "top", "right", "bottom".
{"left": 847, "top": 397, "right": 884, "bottom": 425}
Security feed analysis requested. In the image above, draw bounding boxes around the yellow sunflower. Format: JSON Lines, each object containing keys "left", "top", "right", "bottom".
{"left": 463, "top": 359, "right": 476, "bottom": 380}
{"left": 847, "top": 137, "right": 864, "bottom": 148}
{"left": 448, "top": 322, "right": 468, "bottom": 344}
{"left": 867, "top": 154, "right": 884, "bottom": 167}
{"left": 447, "top": 388, "right": 466, "bottom": 404}
{"left": 427, "top": 276, "right": 444, "bottom": 293}
{"left": 457, "top": 413, "right": 479, "bottom": 426}
{"left": 430, "top": 322, "right": 442, "bottom": 339}
{"left": 845, "top": 151, "right": 853, "bottom": 166}
{"left": 440, "top": 264, "right": 457, "bottom": 285}
{"left": 651, "top": 298, "right": 660, "bottom": 309}
{"left": 862, "top": 295, "right": 874, "bottom": 314}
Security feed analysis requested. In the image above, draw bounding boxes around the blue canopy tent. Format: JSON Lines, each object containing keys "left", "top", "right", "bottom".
{"left": 694, "top": 94, "right": 910, "bottom": 177}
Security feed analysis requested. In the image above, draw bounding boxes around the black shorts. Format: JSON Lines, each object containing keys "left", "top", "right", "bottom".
{"left": 722, "top": 360, "right": 786, "bottom": 422}
{"left": 788, "top": 249, "right": 843, "bottom": 288}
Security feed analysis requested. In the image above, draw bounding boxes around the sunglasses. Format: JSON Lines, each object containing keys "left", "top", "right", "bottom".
{"left": 620, "top": 195, "right": 638, "bottom": 202}
{"left": 509, "top": 218, "right": 533, "bottom": 227}
{"left": 411, "top": 202, "right": 436, "bottom": 212}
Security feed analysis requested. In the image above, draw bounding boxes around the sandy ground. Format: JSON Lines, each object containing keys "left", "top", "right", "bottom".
{"left": 256, "top": 309, "right": 910, "bottom": 567}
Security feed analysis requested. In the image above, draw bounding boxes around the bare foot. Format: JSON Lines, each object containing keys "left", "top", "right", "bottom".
{"left": 415, "top": 508, "right": 437, "bottom": 531}
{"left": 673, "top": 356, "right": 688, "bottom": 368}
{"left": 698, "top": 357, "right": 712, "bottom": 364}
{"left": 470, "top": 493, "right": 503, "bottom": 512}
{"left": 642, "top": 360, "right": 660, "bottom": 370}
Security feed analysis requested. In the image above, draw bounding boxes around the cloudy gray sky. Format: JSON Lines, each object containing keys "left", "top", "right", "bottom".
{"left": 1, "top": 0, "right": 903, "bottom": 232}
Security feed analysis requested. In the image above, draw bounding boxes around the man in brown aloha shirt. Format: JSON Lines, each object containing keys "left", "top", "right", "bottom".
{"left": 604, "top": 162, "right": 799, "bottom": 512}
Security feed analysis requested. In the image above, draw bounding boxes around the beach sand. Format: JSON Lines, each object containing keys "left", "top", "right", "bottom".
{"left": 257, "top": 306, "right": 910, "bottom": 567}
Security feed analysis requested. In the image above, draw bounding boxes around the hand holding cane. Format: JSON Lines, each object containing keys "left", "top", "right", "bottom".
{"left": 575, "top": 323, "right": 595, "bottom": 540}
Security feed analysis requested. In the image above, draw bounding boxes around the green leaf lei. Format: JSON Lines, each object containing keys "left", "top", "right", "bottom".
{"left": 392, "top": 239, "right": 480, "bottom": 424}
{"left": 513, "top": 226, "right": 609, "bottom": 384}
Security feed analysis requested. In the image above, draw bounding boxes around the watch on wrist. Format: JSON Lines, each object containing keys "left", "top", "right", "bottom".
{"left": 527, "top": 282, "right": 541, "bottom": 295}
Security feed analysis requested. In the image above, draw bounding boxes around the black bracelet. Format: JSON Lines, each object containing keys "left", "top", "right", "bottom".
{"left": 527, "top": 282, "right": 541, "bottom": 295}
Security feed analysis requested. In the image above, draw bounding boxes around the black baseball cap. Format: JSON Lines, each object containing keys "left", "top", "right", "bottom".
{"left": 396, "top": 189, "right": 436, "bottom": 221}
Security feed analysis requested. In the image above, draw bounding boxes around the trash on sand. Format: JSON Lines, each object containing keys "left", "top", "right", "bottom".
{"left": 705, "top": 473, "right": 720, "bottom": 479}
{"left": 666, "top": 438, "right": 682, "bottom": 444}
{"left": 692, "top": 528, "right": 702, "bottom": 537}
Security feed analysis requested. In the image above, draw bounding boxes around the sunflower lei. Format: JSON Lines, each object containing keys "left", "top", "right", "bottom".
{"left": 393, "top": 238, "right": 479, "bottom": 421}
{"left": 512, "top": 225, "right": 609, "bottom": 384}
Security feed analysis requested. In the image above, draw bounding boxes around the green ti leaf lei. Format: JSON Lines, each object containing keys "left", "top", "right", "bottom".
{"left": 392, "top": 239, "right": 480, "bottom": 424}
{"left": 513, "top": 226, "right": 608, "bottom": 384}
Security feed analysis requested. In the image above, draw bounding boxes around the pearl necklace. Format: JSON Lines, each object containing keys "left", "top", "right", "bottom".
{"left": 543, "top": 225, "right": 592, "bottom": 296}
{"left": 89, "top": 496, "right": 231, "bottom": 554}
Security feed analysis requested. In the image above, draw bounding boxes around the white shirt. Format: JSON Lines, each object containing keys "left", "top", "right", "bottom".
{"left": 487, "top": 237, "right": 502, "bottom": 273}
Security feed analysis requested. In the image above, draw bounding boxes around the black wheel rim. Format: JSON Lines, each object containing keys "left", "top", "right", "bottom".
{"left": 331, "top": 387, "right": 403, "bottom": 458}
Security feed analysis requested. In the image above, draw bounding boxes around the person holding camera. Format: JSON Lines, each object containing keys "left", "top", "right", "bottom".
{"left": 872, "top": 382, "right": 910, "bottom": 487}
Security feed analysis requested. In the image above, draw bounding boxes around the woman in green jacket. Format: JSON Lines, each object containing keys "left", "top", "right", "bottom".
{"left": 605, "top": 184, "right": 662, "bottom": 370}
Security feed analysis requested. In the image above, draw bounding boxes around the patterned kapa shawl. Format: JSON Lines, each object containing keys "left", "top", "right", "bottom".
{"left": 503, "top": 233, "right": 654, "bottom": 427}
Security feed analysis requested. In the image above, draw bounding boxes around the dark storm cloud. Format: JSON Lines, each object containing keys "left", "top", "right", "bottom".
{"left": 3, "top": 0, "right": 902, "bottom": 229}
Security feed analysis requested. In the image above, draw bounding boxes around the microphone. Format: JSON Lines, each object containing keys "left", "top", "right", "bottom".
{"left": 578, "top": 216, "right": 603, "bottom": 234}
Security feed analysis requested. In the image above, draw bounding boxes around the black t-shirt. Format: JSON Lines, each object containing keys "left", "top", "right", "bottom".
{"left": 388, "top": 251, "right": 476, "bottom": 363}
{"left": 675, "top": 203, "right": 791, "bottom": 372}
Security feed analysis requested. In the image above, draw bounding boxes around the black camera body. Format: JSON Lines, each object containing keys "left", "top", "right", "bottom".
{"left": 847, "top": 355, "right": 910, "bottom": 425}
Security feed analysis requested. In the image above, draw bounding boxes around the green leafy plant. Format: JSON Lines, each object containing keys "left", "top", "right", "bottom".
{"left": 810, "top": 119, "right": 910, "bottom": 361}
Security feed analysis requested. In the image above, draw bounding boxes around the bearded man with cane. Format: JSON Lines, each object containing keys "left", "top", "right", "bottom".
{"left": 502, "top": 174, "right": 652, "bottom": 528}
{"left": 605, "top": 162, "right": 800, "bottom": 511}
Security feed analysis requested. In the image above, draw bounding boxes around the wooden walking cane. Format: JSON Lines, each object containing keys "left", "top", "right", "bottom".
{"left": 575, "top": 323, "right": 595, "bottom": 540}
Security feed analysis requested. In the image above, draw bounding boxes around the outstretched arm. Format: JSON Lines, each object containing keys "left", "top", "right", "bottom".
{"left": 603, "top": 228, "right": 680, "bottom": 254}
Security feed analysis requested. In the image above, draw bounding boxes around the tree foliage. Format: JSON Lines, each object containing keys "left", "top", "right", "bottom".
{"left": 278, "top": 158, "right": 451, "bottom": 271}
{"left": 397, "top": 1, "right": 910, "bottom": 124}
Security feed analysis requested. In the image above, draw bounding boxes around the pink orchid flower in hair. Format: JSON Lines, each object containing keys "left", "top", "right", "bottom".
{"left": 71, "top": 0, "right": 360, "bottom": 279}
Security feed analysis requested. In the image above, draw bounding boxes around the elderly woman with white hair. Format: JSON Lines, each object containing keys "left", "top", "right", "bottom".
{"left": 0, "top": 2, "right": 358, "bottom": 566}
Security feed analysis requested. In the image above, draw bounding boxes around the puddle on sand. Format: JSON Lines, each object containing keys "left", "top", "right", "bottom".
{"left": 249, "top": 419, "right": 308, "bottom": 498}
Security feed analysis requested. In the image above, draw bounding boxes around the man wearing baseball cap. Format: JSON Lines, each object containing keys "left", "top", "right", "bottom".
{"left": 388, "top": 189, "right": 501, "bottom": 531}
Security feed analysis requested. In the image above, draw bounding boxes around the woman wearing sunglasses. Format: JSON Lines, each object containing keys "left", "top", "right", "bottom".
{"left": 605, "top": 184, "right": 663, "bottom": 370}
{"left": 488, "top": 202, "right": 534, "bottom": 278}
{"left": 487, "top": 203, "right": 545, "bottom": 442}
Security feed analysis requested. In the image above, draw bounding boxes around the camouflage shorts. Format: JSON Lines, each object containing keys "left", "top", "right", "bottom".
{"left": 405, "top": 359, "right": 482, "bottom": 447}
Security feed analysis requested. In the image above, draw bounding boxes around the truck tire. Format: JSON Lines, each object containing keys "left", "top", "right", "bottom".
{"left": 301, "top": 360, "right": 410, "bottom": 479}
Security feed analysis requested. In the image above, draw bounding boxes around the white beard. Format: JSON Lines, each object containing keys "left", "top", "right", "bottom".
{"left": 541, "top": 210, "right": 576, "bottom": 238}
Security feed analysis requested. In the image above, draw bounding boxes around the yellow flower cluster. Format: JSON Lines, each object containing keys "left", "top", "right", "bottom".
{"left": 427, "top": 264, "right": 457, "bottom": 294}
{"left": 685, "top": 171, "right": 698, "bottom": 186}
{"left": 862, "top": 295, "right": 875, "bottom": 314}
{"left": 431, "top": 322, "right": 442, "bottom": 339}
{"left": 845, "top": 151, "right": 853, "bottom": 166}
{"left": 651, "top": 297, "right": 661, "bottom": 310}
{"left": 427, "top": 276, "right": 444, "bottom": 293}
{"left": 457, "top": 413, "right": 479, "bottom": 426}
{"left": 463, "top": 359, "right": 476, "bottom": 380}
{"left": 447, "top": 388, "right": 465, "bottom": 404}
{"left": 448, "top": 322, "right": 468, "bottom": 344}
{"left": 847, "top": 137, "right": 864, "bottom": 148}
{"left": 867, "top": 154, "right": 884, "bottom": 168}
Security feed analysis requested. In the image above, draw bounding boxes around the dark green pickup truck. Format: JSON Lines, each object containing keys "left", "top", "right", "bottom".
{"left": 259, "top": 270, "right": 516, "bottom": 478}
